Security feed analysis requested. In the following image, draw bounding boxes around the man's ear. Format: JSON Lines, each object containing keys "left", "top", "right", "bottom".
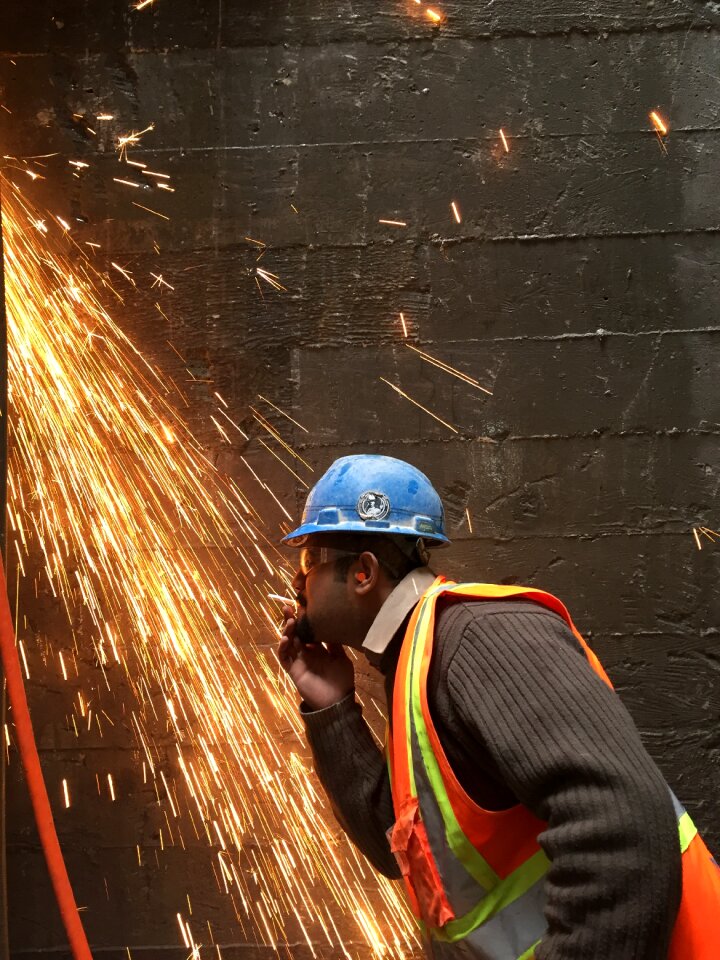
{"left": 354, "top": 551, "right": 379, "bottom": 592}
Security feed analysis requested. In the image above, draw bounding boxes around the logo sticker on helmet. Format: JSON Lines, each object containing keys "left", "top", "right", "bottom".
{"left": 357, "top": 491, "right": 391, "bottom": 521}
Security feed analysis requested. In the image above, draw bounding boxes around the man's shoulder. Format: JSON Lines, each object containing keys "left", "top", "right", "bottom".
{"left": 437, "top": 592, "right": 566, "bottom": 620}
{"left": 435, "top": 594, "right": 568, "bottom": 643}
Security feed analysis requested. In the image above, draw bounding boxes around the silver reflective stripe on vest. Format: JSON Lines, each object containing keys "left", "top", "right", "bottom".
{"left": 461, "top": 874, "right": 545, "bottom": 960}
{"left": 669, "top": 790, "right": 685, "bottom": 820}
{"left": 408, "top": 681, "right": 487, "bottom": 917}
{"left": 428, "top": 873, "right": 545, "bottom": 959}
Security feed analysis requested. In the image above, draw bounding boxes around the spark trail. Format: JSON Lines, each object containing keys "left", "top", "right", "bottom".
{"left": 2, "top": 175, "right": 417, "bottom": 958}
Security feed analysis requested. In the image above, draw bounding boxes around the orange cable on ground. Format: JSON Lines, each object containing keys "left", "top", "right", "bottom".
{"left": 0, "top": 558, "right": 93, "bottom": 960}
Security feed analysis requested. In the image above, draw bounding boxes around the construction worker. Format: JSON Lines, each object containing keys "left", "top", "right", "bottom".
{"left": 277, "top": 454, "right": 720, "bottom": 959}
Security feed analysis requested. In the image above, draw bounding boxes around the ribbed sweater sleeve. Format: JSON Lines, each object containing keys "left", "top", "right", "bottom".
{"left": 438, "top": 601, "right": 682, "bottom": 960}
{"left": 301, "top": 694, "right": 401, "bottom": 878}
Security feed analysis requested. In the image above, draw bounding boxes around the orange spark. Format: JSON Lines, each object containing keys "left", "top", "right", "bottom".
{"left": 150, "top": 272, "right": 174, "bottom": 290}
{"left": 406, "top": 343, "right": 493, "bottom": 395}
{"left": 132, "top": 201, "right": 170, "bottom": 220}
{"left": 400, "top": 312, "right": 408, "bottom": 338}
{"left": 117, "top": 123, "right": 155, "bottom": 159}
{"left": 257, "top": 394, "right": 309, "bottom": 434}
{"left": 499, "top": 128, "right": 509, "bottom": 153}
{"left": 378, "top": 218, "right": 407, "bottom": 227}
{"left": 380, "top": 377, "right": 459, "bottom": 434}
{"left": 450, "top": 201, "right": 461, "bottom": 224}
{"left": 649, "top": 111, "right": 668, "bottom": 136}
{"left": 425, "top": 7, "right": 443, "bottom": 22}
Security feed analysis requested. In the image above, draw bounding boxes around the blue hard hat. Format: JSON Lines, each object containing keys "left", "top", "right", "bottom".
{"left": 282, "top": 455, "right": 449, "bottom": 547}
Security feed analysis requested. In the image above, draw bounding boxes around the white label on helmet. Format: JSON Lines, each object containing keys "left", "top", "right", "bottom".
{"left": 357, "top": 491, "right": 391, "bottom": 521}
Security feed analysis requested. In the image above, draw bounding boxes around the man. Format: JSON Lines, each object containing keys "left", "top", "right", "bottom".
{"left": 277, "top": 454, "right": 719, "bottom": 959}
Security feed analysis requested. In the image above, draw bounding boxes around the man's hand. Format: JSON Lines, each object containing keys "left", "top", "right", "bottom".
{"left": 277, "top": 606, "right": 355, "bottom": 710}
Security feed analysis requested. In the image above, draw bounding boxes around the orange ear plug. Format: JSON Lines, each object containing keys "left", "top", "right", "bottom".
{"left": 355, "top": 572, "right": 367, "bottom": 583}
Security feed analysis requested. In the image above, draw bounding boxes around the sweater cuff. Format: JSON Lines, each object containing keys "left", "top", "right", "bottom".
{"left": 300, "top": 692, "right": 360, "bottom": 733}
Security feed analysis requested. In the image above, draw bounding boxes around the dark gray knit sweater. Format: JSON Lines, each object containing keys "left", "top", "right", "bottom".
{"left": 303, "top": 598, "right": 682, "bottom": 959}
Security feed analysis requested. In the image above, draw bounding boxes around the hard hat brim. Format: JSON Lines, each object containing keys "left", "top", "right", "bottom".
{"left": 281, "top": 520, "right": 450, "bottom": 548}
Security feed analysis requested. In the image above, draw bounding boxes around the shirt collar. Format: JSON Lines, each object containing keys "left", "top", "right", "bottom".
{"left": 361, "top": 566, "right": 438, "bottom": 667}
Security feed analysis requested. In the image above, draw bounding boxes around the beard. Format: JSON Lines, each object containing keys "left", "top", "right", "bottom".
{"left": 294, "top": 612, "right": 317, "bottom": 646}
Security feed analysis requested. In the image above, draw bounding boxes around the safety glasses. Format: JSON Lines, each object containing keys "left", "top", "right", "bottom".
{"left": 298, "top": 546, "right": 359, "bottom": 576}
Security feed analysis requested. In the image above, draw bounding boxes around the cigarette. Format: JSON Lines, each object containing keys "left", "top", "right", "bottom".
{"left": 268, "top": 593, "right": 296, "bottom": 607}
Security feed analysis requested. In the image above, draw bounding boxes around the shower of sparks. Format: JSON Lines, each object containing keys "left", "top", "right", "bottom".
{"left": 399, "top": 312, "right": 408, "bottom": 338}
{"left": 450, "top": 201, "right": 461, "bottom": 224}
{"left": 378, "top": 219, "right": 407, "bottom": 227}
{"left": 499, "top": 129, "right": 510, "bottom": 153}
{"left": 405, "top": 343, "right": 493, "bottom": 395}
{"left": 380, "top": 377, "right": 459, "bottom": 434}
{"left": 649, "top": 110, "right": 668, "bottom": 136}
{"left": 2, "top": 176, "right": 418, "bottom": 957}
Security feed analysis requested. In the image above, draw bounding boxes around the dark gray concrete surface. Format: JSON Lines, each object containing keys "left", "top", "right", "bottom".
{"left": 0, "top": 1, "right": 718, "bottom": 957}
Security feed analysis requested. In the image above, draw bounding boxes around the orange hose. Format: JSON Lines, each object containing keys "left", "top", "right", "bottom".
{"left": 0, "top": 558, "right": 93, "bottom": 960}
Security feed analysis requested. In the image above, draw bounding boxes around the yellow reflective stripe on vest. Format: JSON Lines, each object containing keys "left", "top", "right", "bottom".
{"left": 517, "top": 942, "right": 540, "bottom": 960}
{"left": 678, "top": 811, "right": 698, "bottom": 854}
{"left": 408, "top": 593, "right": 501, "bottom": 892}
{"left": 402, "top": 583, "right": 447, "bottom": 798}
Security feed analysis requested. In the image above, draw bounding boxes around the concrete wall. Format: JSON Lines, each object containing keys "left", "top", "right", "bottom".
{"left": 1, "top": 1, "right": 718, "bottom": 957}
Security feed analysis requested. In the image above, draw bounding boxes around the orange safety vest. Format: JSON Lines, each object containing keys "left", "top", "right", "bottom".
{"left": 387, "top": 578, "right": 720, "bottom": 959}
